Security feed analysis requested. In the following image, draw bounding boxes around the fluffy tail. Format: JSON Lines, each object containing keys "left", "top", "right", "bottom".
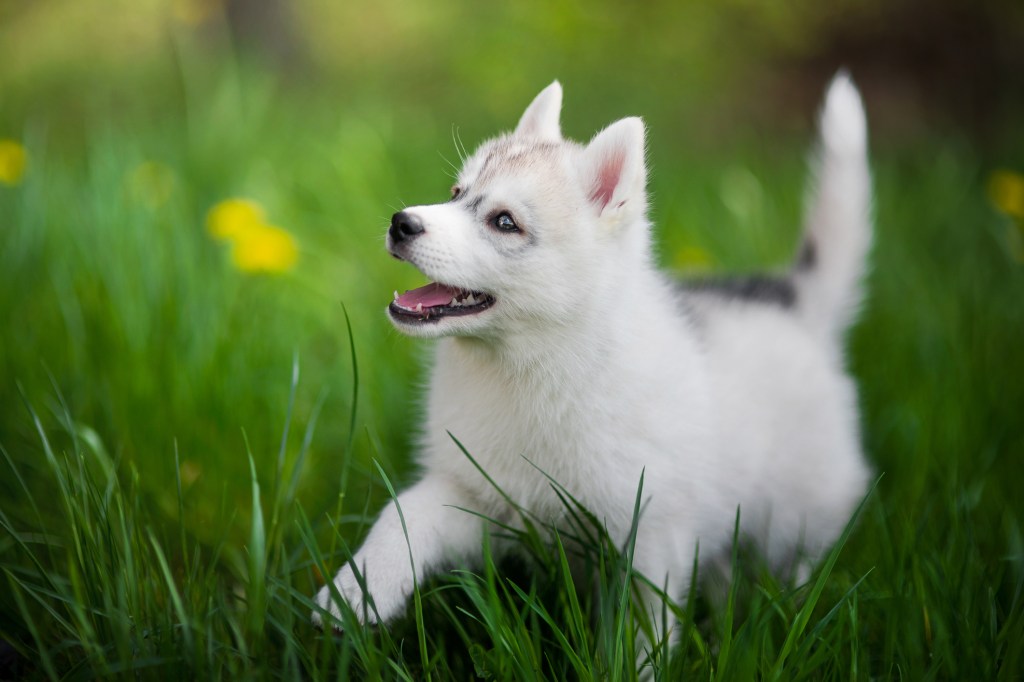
{"left": 792, "top": 72, "right": 872, "bottom": 341}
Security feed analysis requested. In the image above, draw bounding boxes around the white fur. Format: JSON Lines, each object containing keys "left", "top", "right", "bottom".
{"left": 313, "top": 76, "right": 873, "bottom": 646}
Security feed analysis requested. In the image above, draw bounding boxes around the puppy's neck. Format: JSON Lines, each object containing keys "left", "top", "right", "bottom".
{"left": 448, "top": 315, "right": 602, "bottom": 367}
{"left": 443, "top": 261, "right": 662, "bottom": 380}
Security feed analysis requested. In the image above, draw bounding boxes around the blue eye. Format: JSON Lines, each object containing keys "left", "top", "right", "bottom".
{"left": 493, "top": 212, "right": 519, "bottom": 233}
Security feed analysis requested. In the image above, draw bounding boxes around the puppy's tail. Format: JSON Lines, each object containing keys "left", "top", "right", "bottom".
{"left": 792, "top": 72, "right": 872, "bottom": 341}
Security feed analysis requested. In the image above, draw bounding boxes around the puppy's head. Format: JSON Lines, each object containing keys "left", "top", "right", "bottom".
{"left": 386, "top": 81, "right": 650, "bottom": 340}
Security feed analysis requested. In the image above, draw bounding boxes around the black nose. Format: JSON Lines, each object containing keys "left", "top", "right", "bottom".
{"left": 389, "top": 211, "right": 425, "bottom": 243}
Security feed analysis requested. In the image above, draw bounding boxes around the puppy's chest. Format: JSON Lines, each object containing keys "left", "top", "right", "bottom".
{"left": 425, "top": 375, "right": 617, "bottom": 517}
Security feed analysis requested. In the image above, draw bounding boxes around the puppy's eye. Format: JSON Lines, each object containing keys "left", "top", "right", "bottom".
{"left": 492, "top": 212, "right": 519, "bottom": 233}
{"left": 450, "top": 185, "right": 462, "bottom": 200}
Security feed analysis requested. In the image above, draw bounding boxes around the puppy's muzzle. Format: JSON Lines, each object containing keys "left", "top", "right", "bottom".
{"left": 389, "top": 211, "right": 425, "bottom": 244}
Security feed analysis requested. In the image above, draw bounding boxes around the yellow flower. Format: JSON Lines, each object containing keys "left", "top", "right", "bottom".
{"left": 126, "top": 161, "right": 176, "bottom": 209}
{"left": 206, "top": 198, "right": 266, "bottom": 241}
{"left": 230, "top": 224, "right": 299, "bottom": 273}
{"left": 207, "top": 197, "right": 299, "bottom": 273}
{"left": 988, "top": 169, "right": 1024, "bottom": 219}
{"left": 0, "top": 139, "right": 27, "bottom": 186}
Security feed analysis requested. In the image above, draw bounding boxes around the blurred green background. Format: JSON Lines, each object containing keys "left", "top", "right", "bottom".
{"left": 1, "top": 0, "right": 1022, "bottom": 543}
{"left": 1, "top": 0, "right": 1024, "bottom": 672}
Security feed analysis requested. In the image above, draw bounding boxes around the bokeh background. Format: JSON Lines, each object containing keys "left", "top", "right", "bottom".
{"left": 1, "top": 0, "right": 1023, "bottom": 675}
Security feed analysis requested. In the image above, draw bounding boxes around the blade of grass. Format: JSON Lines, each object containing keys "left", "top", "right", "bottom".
{"left": 769, "top": 478, "right": 878, "bottom": 679}
{"left": 244, "top": 442, "right": 267, "bottom": 639}
{"left": 147, "top": 528, "right": 195, "bottom": 654}
{"left": 328, "top": 303, "right": 361, "bottom": 577}
{"left": 612, "top": 469, "right": 644, "bottom": 676}
{"left": 4, "top": 569, "right": 59, "bottom": 681}
{"left": 715, "top": 507, "right": 742, "bottom": 677}
{"left": 506, "top": 578, "right": 589, "bottom": 679}
{"left": 174, "top": 440, "right": 189, "bottom": 571}
{"left": 371, "top": 459, "right": 430, "bottom": 679}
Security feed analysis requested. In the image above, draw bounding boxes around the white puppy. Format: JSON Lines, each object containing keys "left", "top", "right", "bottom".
{"left": 314, "top": 75, "right": 872, "bottom": 643}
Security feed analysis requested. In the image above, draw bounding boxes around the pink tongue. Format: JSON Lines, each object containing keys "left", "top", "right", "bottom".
{"left": 396, "top": 282, "right": 459, "bottom": 308}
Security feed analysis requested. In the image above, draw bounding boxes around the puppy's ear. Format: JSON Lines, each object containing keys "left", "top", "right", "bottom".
{"left": 579, "top": 116, "right": 647, "bottom": 221}
{"left": 514, "top": 81, "right": 562, "bottom": 141}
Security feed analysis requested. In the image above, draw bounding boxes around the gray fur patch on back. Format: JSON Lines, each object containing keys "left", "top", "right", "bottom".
{"left": 796, "top": 238, "right": 816, "bottom": 271}
{"left": 684, "top": 274, "right": 797, "bottom": 309}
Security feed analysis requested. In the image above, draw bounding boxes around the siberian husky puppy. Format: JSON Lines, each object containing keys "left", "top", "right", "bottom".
{"left": 314, "top": 74, "right": 873, "bottom": 647}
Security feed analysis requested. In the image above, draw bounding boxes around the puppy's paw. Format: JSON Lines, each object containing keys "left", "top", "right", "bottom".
{"left": 311, "top": 562, "right": 412, "bottom": 631}
{"left": 311, "top": 565, "right": 374, "bottom": 631}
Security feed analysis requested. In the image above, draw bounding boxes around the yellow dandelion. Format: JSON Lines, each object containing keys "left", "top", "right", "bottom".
{"left": 126, "top": 161, "right": 176, "bottom": 209}
{"left": 230, "top": 223, "right": 299, "bottom": 274}
{"left": 207, "top": 197, "right": 299, "bottom": 273}
{"left": 988, "top": 169, "right": 1024, "bottom": 220}
{"left": 0, "top": 139, "right": 28, "bottom": 186}
{"left": 206, "top": 198, "right": 266, "bottom": 241}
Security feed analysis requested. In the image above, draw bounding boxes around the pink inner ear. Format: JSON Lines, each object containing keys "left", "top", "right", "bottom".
{"left": 590, "top": 151, "right": 625, "bottom": 211}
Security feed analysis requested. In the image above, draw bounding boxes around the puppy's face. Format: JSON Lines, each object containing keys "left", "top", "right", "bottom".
{"left": 386, "top": 137, "right": 600, "bottom": 340}
{"left": 384, "top": 82, "right": 648, "bottom": 341}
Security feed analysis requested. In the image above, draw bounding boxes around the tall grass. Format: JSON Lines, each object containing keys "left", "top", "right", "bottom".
{"left": 0, "top": 372, "right": 882, "bottom": 680}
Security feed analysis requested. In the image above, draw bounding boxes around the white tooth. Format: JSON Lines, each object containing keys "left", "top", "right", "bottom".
{"left": 450, "top": 297, "right": 458, "bottom": 306}
{"left": 394, "top": 291, "right": 399, "bottom": 301}
{"left": 415, "top": 303, "right": 423, "bottom": 313}
{"left": 465, "top": 294, "right": 476, "bottom": 306}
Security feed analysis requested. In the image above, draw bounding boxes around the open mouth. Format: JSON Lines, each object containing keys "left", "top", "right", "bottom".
{"left": 389, "top": 282, "right": 496, "bottom": 323}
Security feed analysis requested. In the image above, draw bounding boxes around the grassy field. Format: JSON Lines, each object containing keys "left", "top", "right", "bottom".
{"left": 2, "top": 11, "right": 1024, "bottom": 678}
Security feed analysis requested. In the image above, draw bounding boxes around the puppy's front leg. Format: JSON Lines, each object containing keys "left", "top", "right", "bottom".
{"left": 313, "top": 475, "right": 479, "bottom": 629}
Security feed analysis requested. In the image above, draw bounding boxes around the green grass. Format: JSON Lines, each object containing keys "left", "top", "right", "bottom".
{"left": 2, "top": 40, "right": 1024, "bottom": 679}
